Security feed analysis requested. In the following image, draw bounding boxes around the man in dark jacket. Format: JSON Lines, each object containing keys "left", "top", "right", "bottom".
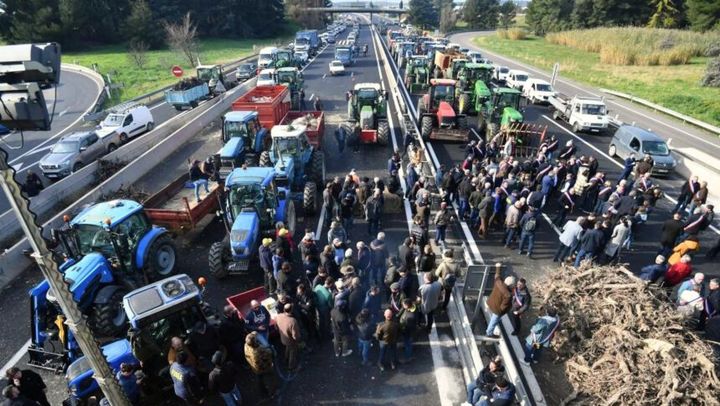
{"left": 510, "top": 278, "right": 531, "bottom": 336}
{"left": 331, "top": 300, "right": 354, "bottom": 357}
{"left": 397, "top": 237, "right": 416, "bottom": 271}
{"left": 4, "top": 367, "right": 50, "bottom": 406}
{"left": 208, "top": 351, "right": 241, "bottom": 406}
{"left": 1, "top": 385, "right": 38, "bottom": 406}
{"left": 574, "top": 222, "right": 604, "bottom": 267}
{"left": 466, "top": 356, "right": 505, "bottom": 405}
{"left": 485, "top": 266, "right": 515, "bottom": 338}
{"left": 617, "top": 154, "right": 636, "bottom": 183}
{"left": 660, "top": 213, "right": 684, "bottom": 257}
{"left": 259, "top": 238, "right": 275, "bottom": 294}
{"left": 219, "top": 305, "right": 246, "bottom": 365}
{"left": 398, "top": 298, "right": 419, "bottom": 362}
{"left": 21, "top": 170, "right": 44, "bottom": 197}
{"left": 370, "top": 233, "right": 389, "bottom": 287}
{"left": 375, "top": 309, "right": 400, "bottom": 371}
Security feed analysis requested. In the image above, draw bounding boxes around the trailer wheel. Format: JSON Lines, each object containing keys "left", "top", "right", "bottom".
{"left": 208, "top": 241, "right": 230, "bottom": 279}
{"left": 421, "top": 116, "right": 433, "bottom": 140}
{"left": 552, "top": 110, "right": 561, "bottom": 121}
{"left": 458, "top": 93, "right": 470, "bottom": 115}
{"left": 310, "top": 151, "right": 325, "bottom": 185}
{"left": 457, "top": 115, "right": 468, "bottom": 130}
{"left": 90, "top": 289, "right": 128, "bottom": 337}
{"left": 259, "top": 151, "right": 271, "bottom": 167}
{"left": 376, "top": 121, "right": 390, "bottom": 146}
{"left": 303, "top": 181, "right": 318, "bottom": 215}
{"left": 145, "top": 234, "right": 177, "bottom": 281}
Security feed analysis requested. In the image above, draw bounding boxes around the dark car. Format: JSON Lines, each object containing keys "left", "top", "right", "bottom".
{"left": 236, "top": 63, "right": 258, "bottom": 81}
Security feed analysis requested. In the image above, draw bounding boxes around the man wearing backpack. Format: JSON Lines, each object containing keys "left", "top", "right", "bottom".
{"left": 518, "top": 207, "right": 539, "bottom": 258}
{"left": 435, "top": 249, "right": 460, "bottom": 309}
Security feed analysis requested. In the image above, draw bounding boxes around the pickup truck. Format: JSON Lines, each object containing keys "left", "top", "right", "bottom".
{"left": 164, "top": 82, "right": 210, "bottom": 110}
{"left": 549, "top": 94, "right": 610, "bottom": 134}
{"left": 143, "top": 172, "right": 220, "bottom": 232}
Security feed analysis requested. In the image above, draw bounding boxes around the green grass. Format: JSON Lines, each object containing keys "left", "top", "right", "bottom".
{"left": 513, "top": 14, "right": 526, "bottom": 29}
{"left": 474, "top": 35, "right": 720, "bottom": 127}
{"left": 66, "top": 37, "right": 290, "bottom": 103}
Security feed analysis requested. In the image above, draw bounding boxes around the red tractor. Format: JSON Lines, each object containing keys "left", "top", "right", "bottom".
{"left": 417, "top": 78, "right": 469, "bottom": 142}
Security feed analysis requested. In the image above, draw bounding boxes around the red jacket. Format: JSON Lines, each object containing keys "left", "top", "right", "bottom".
{"left": 664, "top": 262, "right": 692, "bottom": 287}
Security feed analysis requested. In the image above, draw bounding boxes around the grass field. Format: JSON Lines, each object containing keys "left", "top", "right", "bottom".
{"left": 473, "top": 35, "right": 720, "bottom": 127}
{"left": 66, "top": 37, "right": 289, "bottom": 103}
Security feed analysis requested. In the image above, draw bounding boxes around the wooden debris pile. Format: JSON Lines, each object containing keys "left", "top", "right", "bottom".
{"left": 100, "top": 186, "right": 150, "bottom": 203}
{"left": 96, "top": 160, "right": 126, "bottom": 182}
{"left": 536, "top": 265, "right": 720, "bottom": 405}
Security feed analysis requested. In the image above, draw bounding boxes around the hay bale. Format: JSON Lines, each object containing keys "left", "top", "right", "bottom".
{"left": 537, "top": 264, "right": 720, "bottom": 405}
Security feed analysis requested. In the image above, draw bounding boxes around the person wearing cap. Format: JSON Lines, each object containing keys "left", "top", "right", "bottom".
{"left": 276, "top": 303, "right": 302, "bottom": 371}
{"left": 435, "top": 249, "right": 460, "bottom": 309}
{"left": 275, "top": 229, "right": 292, "bottom": 263}
{"left": 485, "top": 266, "right": 516, "bottom": 338}
{"left": 522, "top": 307, "right": 559, "bottom": 366}
{"left": 389, "top": 282, "right": 403, "bottom": 313}
{"left": 340, "top": 247, "right": 356, "bottom": 271}
{"left": 375, "top": 309, "right": 400, "bottom": 371}
{"left": 244, "top": 332, "right": 277, "bottom": 400}
{"left": 260, "top": 238, "right": 275, "bottom": 294}
{"left": 208, "top": 351, "right": 241, "bottom": 406}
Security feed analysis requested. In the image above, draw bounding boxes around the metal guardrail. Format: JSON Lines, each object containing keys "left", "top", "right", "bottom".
{"left": 599, "top": 88, "right": 720, "bottom": 136}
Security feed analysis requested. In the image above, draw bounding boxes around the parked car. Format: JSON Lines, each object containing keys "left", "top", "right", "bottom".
{"left": 608, "top": 125, "right": 677, "bottom": 175}
{"left": 96, "top": 104, "right": 154, "bottom": 143}
{"left": 506, "top": 69, "right": 530, "bottom": 90}
{"left": 329, "top": 60, "right": 345, "bottom": 75}
{"left": 522, "top": 78, "right": 555, "bottom": 104}
{"left": 40, "top": 130, "right": 120, "bottom": 179}
{"left": 295, "top": 51, "right": 309, "bottom": 65}
{"left": 257, "top": 68, "right": 277, "bottom": 86}
{"left": 236, "top": 63, "right": 258, "bottom": 81}
{"left": 494, "top": 66, "right": 510, "bottom": 83}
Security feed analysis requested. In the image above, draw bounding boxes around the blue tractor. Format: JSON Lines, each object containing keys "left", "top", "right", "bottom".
{"left": 28, "top": 200, "right": 177, "bottom": 372}
{"left": 258, "top": 124, "right": 325, "bottom": 215}
{"left": 65, "top": 274, "right": 215, "bottom": 404}
{"left": 219, "top": 111, "right": 271, "bottom": 171}
{"left": 208, "top": 166, "right": 296, "bottom": 279}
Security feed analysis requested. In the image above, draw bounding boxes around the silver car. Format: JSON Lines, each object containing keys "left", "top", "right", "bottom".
{"left": 39, "top": 131, "right": 120, "bottom": 179}
{"left": 608, "top": 125, "right": 677, "bottom": 176}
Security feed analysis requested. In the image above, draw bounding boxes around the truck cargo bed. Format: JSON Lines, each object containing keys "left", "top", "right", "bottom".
{"left": 143, "top": 173, "right": 220, "bottom": 231}
{"left": 281, "top": 111, "right": 325, "bottom": 149}
{"left": 232, "top": 85, "right": 291, "bottom": 130}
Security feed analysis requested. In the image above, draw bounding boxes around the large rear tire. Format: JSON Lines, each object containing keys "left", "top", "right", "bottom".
{"left": 457, "top": 115, "right": 468, "bottom": 130}
{"left": 208, "top": 241, "right": 230, "bottom": 279}
{"left": 90, "top": 289, "right": 128, "bottom": 337}
{"left": 376, "top": 121, "right": 390, "bottom": 146}
{"left": 145, "top": 234, "right": 177, "bottom": 281}
{"left": 421, "top": 116, "right": 433, "bottom": 140}
{"left": 303, "top": 181, "right": 318, "bottom": 214}
{"left": 458, "top": 93, "right": 470, "bottom": 115}
{"left": 259, "top": 151, "right": 271, "bottom": 167}
{"left": 310, "top": 151, "right": 325, "bottom": 185}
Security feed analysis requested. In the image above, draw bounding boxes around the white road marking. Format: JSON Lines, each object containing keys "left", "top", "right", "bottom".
{"left": 0, "top": 339, "right": 30, "bottom": 378}
{"left": 309, "top": 94, "right": 315, "bottom": 101}
{"left": 57, "top": 109, "right": 69, "bottom": 117}
{"left": 322, "top": 74, "right": 327, "bottom": 79}
{"left": 11, "top": 162, "right": 23, "bottom": 172}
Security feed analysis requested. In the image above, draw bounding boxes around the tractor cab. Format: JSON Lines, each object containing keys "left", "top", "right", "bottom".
{"left": 448, "top": 58, "right": 468, "bottom": 80}
{"left": 275, "top": 67, "right": 303, "bottom": 90}
{"left": 275, "top": 49, "right": 296, "bottom": 68}
{"left": 268, "top": 125, "right": 313, "bottom": 188}
{"left": 347, "top": 83, "right": 389, "bottom": 145}
{"left": 196, "top": 64, "right": 225, "bottom": 92}
{"left": 459, "top": 63, "right": 494, "bottom": 87}
{"left": 429, "top": 79, "right": 458, "bottom": 107}
{"left": 221, "top": 111, "right": 268, "bottom": 170}
{"left": 405, "top": 55, "right": 430, "bottom": 93}
{"left": 491, "top": 87, "right": 523, "bottom": 121}
{"left": 400, "top": 41, "right": 415, "bottom": 57}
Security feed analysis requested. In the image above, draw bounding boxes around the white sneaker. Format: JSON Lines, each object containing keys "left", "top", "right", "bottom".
{"left": 342, "top": 349, "right": 353, "bottom": 357}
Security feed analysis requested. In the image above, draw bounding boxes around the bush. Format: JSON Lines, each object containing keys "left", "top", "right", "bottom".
{"left": 706, "top": 43, "right": 720, "bottom": 58}
{"left": 497, "top": 29, "right": 509, "bottom": 39}
{"left": 702, "top": 57, "right": 720, "bottom": 88}
{"left": 507, "top": 28, "right": 527, "bottom": 40}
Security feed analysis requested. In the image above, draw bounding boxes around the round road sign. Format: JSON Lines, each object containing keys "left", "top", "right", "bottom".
{"left": 171, "top": 66, "right": 184, "bottom": 78}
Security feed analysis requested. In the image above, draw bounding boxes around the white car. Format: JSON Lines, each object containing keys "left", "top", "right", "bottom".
{"left": 522, "top": 78, "right": 555, "bottom": 104}
{"left": 329, "top": 60, "right": 345, "bottom": 76}
{"left": 494, "top": 66, "right": 510, "bottom": 83}
{"left": 96, "top": 104, "right": 154, "bottom": 143}
{"left": 466, "top": 51, "right": 483, "bottom": 63}
{"left": 506, "top": 69, "right": 530, "bottom": 90}
{"left": 295, "top": 51, "right": 309, "bottom": 65}
{"left": 257, "top": 68, "right": 277, "bottom": 86}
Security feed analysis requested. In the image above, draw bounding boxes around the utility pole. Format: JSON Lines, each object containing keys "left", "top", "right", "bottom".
{"left": 0, "top": 148, "right": 130, "bottom": 406}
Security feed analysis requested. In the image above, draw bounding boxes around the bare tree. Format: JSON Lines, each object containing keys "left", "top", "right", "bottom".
{"left": 127, "top": 40, "right": 149, "bottom": 69}
{"left": 164, "top": 13, "right": 200, "bottom": 67}
{"left": 440, "top": 2, "right": 458, "bottom": 33}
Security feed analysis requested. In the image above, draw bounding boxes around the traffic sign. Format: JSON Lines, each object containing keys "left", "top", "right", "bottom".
{"left": 171, "top": 66, "right": 184, "bottom": 78}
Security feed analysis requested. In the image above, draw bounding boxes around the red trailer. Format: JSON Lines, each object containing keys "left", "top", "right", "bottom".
{"left": 231, "top": 85, "right": 291, "bottom": 130}
{"left": 281, "top": 111, "right": 326, "bottom": 149}
{"left": 226, "top": 286, "right": 278, "bottom": 328}
{"left": 143, "top": 173, "right": 220, "bottom": 232}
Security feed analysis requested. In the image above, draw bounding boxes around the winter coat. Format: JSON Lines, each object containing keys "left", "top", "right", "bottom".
{"left": 558, "top": 220, "right": 583, "bottom": 247}
{"left": 375, "top": 318, "right": 400, "bottom": 344}
{"left": 276, "top": 313, "right": 301, "bottom": 347}
{"left": 435, "top": 257, "right": 461, "bottom": 288}
{"left": 604, "top": 223, "right": 630, "bottom": 257}
{"left": 245, "top": 342, "right": 274, "bottom": 375}
{"left": 259, "top": 245, "right": 273, "bottom": 271}
{"left": 664, "top": 262, "right": 692, "bottom": 286}
{"left": 370, "top": 239, "right": 389, "bottom": 268}
{"left": 661, "top": 219, "right": 683, "bottom": 246}
{"left": 486, "top": 267, "right": 512, "bottom": 316}
{"left": 418, "top": 280, "right": 442, "bottom": 314}
{"left": 331, "top": 307, "right": 352, "bottom": 337}
{"left": 668, "top": 239, "right": 700, "bottom": 265}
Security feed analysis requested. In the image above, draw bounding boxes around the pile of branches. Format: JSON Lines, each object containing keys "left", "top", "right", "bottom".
{"left": 97, "top": 160, "right": 127, "bottom": 182}
{"left": 536, "top": 264, "right": 720, "bottom": 405}
{"left": 100, "top": 186, "right": 150, "bottom": 203}
{"left": 172, "top": 77, "right": 204, "bottom": 91}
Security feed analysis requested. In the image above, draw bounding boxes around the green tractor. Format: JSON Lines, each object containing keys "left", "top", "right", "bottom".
{"left": 196, "top": 64, "right": 238, "bottom": 93}
{"left": 404, "top": 55, "right": 430, "bottom": 94}
{"left": 275, "top": 67, "right": 304, "bottom": 110}
{"left": 478, "top": 87, "right": 524, "bottom": 139}
{"left": 444, "top": 58, "right": 468, "bottom": 80}
{"left": 276, "top": 48, "right": 298, "bottom": 68}
{"left": 456, "top": 63, "right": 494, "bottom": 115}
{"left": 346, "top": 82, "right": 390, "bottom": 145}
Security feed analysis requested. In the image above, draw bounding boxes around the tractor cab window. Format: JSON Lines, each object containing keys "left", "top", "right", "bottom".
{"left": 495, "top": 92, "right": 520, "bottom": 110}
{"left": 581, "top": 104, "right": 606, "bottom": 115}
{"left": 143, "top": 304, "right": 206, "bottom": 351}
{"left": 357, "top": 88, "right": 378, "bottom": 102}
{"left": 277, "top": 71, "right": 295, "bottom": 84}
{"left": 197, "top": 68, "right": 219, "bottom": 82}
{"left": 229, "top": 184, "right": 264, "bottom": 217}
{"left": 277, "top": 52, "right": 292, "bottom": 62}
{"left": 113, "top": 212, "right": 150, "bottom": 253}
{"left": 433, "top": 85, "right": 455, "bottom": 102}
{"left": 274, "top": 137, "right": 298, "bottom": 157}
{"left": 223, "top": 121, "right": 249, "bottom": 143}
{"left": 75, "top": 224, "right": 115, "bottom": 258}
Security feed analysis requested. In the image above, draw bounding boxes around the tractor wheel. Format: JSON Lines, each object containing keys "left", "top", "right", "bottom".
{"left": 457, "top": 115, "right": 469, "bottom": 130}
{"left": 376, "top": 121, "right": 390, "bottom": 146}
{"left": 310, "top": 151, "right": 325, "bottom": 185}
{"left": 259, "top": 151, "right": 271, "bottom": 167}
{"left": 90, "top": 289, "right": 128, "bottom": 337}
{"left": 244, "top": 154, "right": 259, "bottom": 167}
{"left": 303, "top": 181, "right": 318, "bottom": 215}
{"left": 208, "top": 241, "right": 230, "bottom": 279}
{"left": 144, "top": 234, "right": 177, "bottom": 281}
{"left": 458, "top": 93, "right": 470, "bottom": 115}
{"left": 486, "top": 122, "right": 499, "bottom": 140}
{"left": 421, "top": 116, "right": 433, "bottom": 141}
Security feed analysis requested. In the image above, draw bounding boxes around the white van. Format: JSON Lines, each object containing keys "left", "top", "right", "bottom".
{"left": 258, "top": 47, "right": 279, "bottom": 69}
{"left": 257, "top": 69, "right": 277, "bottom": 86}
{"left": 96, "top": 103, "right": 154, "bottom": 143}
{"left": 506, "top": 69, "right": 530, "bottom": 90}
{"left": 522, "top": 78, "right": 555, "bottom": 104}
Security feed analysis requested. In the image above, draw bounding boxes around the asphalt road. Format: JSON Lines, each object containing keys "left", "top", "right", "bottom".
{"left": 0, "top": 24, "right": 465, "bottom": 406}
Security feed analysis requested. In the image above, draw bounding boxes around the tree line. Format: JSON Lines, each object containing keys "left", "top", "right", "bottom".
{"left": 0, "top": 0, "right": 299, "bottom": 50}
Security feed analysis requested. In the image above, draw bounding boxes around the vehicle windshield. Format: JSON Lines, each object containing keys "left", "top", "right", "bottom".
{"left": 239, "top": 64, "right": 254, "bottom": 72}
{"left": 336, "top": 49, "right": 350, "bottom": 58}
{"left": 357, "top": 88, "right": 378, "bottom": 100}
{"left": 496, "top": 92, "right": 520, "bottom": 109}
{"left": 52, "top": 140, "right": 80, "bottom": 154}
{"left": 259, "top": 56, "right": 274, "bottom": 65}
{"left": 75, "top": 224, "right": 116, "bottom": 258}
{"left": 536, "top": 84, "right": 553, "bottom": 92}
{"left": 139, "top": 303, "right": 205, "bottom": 344}
{"left": 197, "top": 68, "right": 219, "bottom": 81}
{"left": 581, "top": 104, "right": 606, "bottom": 115}
{"left": 229, "top": 184, "right": 264, "bottom": 217}
{"left": 500, "top": 67, "right": 509, "bottom": 74}
{"left": 102, "top": 114, "right": 124, "bottom": 127}
{"left": 223, "top": 121, "right": 248, "bottom": 142}
{"left": 515, "top": 74, "right": 528, "bottom": 82}
{"left": 258, "top": 72, "right": 273, "bottom": 81}
{"left": 331, "top": 62, "right": 343, "bottom": 67}
{"left": 276, "top": 71, "right": 296, "bottom": 83}
{"left": 277, "top": 52, "right": 292, "bottom": 62}
{"left": 433, "top": 84, "right": 455, "bottom": 101}
{"left": 274, "top": 137, "right": 298, "bottom": 156}
{"left": 642, "top": 141, "right": 670, "bottom": 156}
{"left": 296, "top": 38, "right": 309, "bottom": 46}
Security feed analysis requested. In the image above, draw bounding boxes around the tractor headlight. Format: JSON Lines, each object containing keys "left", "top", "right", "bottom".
{"left": 244, "top": 247, "right": 251, "bottom": 256}
{"left": 230, "top": 230, "right": 248, "bottom": 243}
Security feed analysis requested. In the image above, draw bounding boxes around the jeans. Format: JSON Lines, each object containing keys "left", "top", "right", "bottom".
{"left": 193, "top": 179, "right": 209, "bottom": 201}
{"left": 425, "top": 309, "right": 436, "bottom": 332}
{"left": 370, "top": 264, "right": 386, "bottom": 288}
{"left": 402, "top": 332, "right": 414, "bottom": 359}
{"left": 672, "top": 198, "right": 689, "bottom": 214}
{"left": 485, "top": 312, "right": 502, "bottom": 336}
{"left": 518, "top": 231, "right": 535, "bottom": 255}
{"left": 378, "top": 341, "right": 398, "bottom": 366}
{"left": 219, "top": 386, "right": 242, "bottom": 406}
{"left": 573, "top": 248, "right": 593, "bottom": 267}
{"left": 459, "top": 198, "right": 469, "bottom": 219}
{"left": 368, "top": 218, "right": 380, "bottom": 236}
{"left": 358, "top": 338, "right": 371, "bottom": 363}
{"left": 469, "top": 208, "right": 479, "bottom": 227}
{"left": 435, "top": 225, "right": 447, "bottom": 244}
{"left": 553, "top": 243, "right": 572, "bottom": 262}
{"left": 504, "top": 227, "right": 518, "bottom": 247}
{"left": 324, "top": 204, "right": 334, "bottom": 225}
{"left": 524, "top": 341, "right": 542, "bottom": 363}
{"left": 342, "top": 216, "right": 353, "bottom": 236}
